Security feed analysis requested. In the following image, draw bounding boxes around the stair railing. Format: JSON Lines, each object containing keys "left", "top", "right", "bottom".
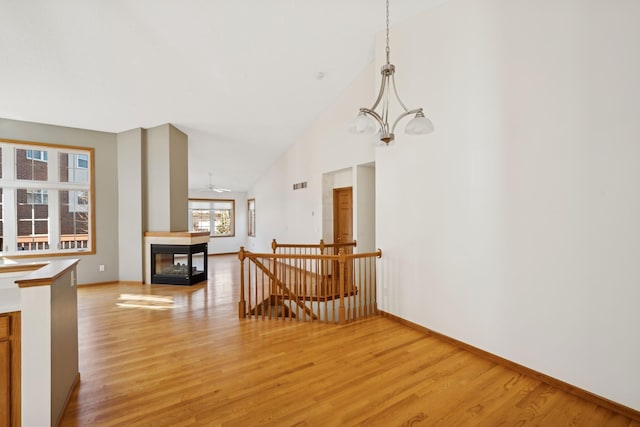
{"left": 238, "top": 243, "right": 381, "bottom": 324}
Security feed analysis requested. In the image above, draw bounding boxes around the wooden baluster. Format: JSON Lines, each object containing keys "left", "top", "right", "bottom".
{"left": 367, "top": 256, "right": 372, "bottom": 317}
{"left": 338, "top": 248, "right": 346, "bottom": 324}
{"left": 269, "top": 257, "right": 275, "bottom": 319}
{"left": 323, "top": 258, "right": 329, "bottom": 322}
{"left": 306, "top": 250, "right": 310, "bottom": 321}
{"left": 252, "top": 261, "right": 257, "bottom": 318}
{"left": 375, "top": 249, "right": 381, "bottom": 314}
{"left": 358, "top": 258, "right": 363, "bottom": 319}
{"left": 238, "top": 247, "right": 246, "bottom": 318}
{"left": 287, "top": 252, "right": 292, "bottom": 320}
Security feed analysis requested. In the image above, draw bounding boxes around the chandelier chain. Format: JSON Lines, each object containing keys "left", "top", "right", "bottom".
{"left": 385, "top": 0, "right": 390, "bottom": 62}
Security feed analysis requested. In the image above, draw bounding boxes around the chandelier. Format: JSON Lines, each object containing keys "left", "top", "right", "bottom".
{"left": 349, "top": 0, "right": 434, "bottom": 144}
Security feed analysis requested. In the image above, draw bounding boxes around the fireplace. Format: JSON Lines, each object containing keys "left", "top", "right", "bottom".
{"left": 151, "top": 243, "right": 207, "bottom": 285}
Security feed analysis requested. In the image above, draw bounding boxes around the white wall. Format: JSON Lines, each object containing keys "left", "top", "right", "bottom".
{"left": 249, "top": 0, "right": 640, "bottom": 412}
{"left": 375, "top": 0, "right": 640, "bottom": 411}
{"left": 248, "top": 63, "right": 377, "bottom": 253}
{"left": 355, "top": 164, "right": 375, "bottom": 253}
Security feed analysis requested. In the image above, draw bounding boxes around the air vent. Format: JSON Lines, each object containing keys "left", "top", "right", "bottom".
{"left": 293, "top": 182, "right": 307, "bottom": 190}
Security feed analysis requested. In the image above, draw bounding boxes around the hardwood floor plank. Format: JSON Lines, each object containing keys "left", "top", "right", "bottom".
{"left": 58, "top": 255, "right": 638, "bottom": 426}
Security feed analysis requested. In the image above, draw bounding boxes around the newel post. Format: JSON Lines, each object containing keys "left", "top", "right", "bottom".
{"left": 319, "top": 239, "right": 325, "bottom": 255}
{"left": 238, "top": 246, "right": 246, "bottom": 318}
{"left": 338, "top": 248, "right": 346, "bottom": 324}
{"left": 271, "top": 238, "right": 278, "bottom": 254}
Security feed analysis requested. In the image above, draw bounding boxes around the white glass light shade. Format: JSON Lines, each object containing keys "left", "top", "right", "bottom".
{"left": 348, "top": 112, "right": 376, "bottom": 135}
{"left": 405, "top": 113, "right": 434, "bottom": 135}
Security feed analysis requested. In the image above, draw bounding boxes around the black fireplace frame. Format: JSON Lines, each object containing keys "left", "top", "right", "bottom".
{"left": 150, "top": 243, "right": 208, "bottom": 285}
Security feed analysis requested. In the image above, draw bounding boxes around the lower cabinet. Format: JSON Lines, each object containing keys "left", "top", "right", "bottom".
{"left": 0, "top": 312, "right": 20, "bottom": 427}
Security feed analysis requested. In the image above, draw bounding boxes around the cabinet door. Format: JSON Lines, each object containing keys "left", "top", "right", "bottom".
{"left": 0, "top": 340, "right": 10, "bottom": 427}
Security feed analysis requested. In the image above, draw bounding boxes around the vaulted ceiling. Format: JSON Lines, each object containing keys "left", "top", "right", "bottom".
{"left": 0, "top": 0, "right": 443, "bottom": 193}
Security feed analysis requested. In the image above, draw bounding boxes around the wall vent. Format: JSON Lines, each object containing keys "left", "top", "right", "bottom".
{"left": 293, "top": 182, "right": 307, "bottom": 190}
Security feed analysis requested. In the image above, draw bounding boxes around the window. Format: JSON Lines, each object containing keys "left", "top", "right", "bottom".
{"left": 189, "top": 199, "right": 235, "bottom": 237}
{"left": 60, "top": 190, "right": 90, "bottom": 250}
{"left": 214, "top": 207, "right": 233, "bottom": 236}
{"left": 248, "top": 198, "right": 256, "bottom": 237}
{"left": 17, "top": 188, "right": 49, "bottom": 251}
{"left": 26, "top": 149, "right": 48, "bottom": 162}
{"left": 77, "top": 154, "right": 88, "bottom": 169}
{"left": 191, "top": 209, "right": 210, "bottom": 232}
{"left": 0, "top": 140, "right": 94, "bottom": 255}
{"left": 16, "top": 148, "right": 48, "bottom": 180}
{"left": 26, "top": 189, "right": 48, "bottom": 205}
{"left": 60, "top": 152, "right": 89, "bottom": 183}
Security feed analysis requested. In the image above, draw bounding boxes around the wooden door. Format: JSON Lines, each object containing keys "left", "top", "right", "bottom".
{"left": 333, "top": 187, "right": 353, "bottom": 294}
{"left": 0, "top": 315, "right": 10, "bottom": 427}
{"left": 333, "top": 187, "right": 353, "bottom": 245}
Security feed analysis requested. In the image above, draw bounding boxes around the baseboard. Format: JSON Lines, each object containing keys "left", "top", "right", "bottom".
{"left": 380, "top": 310, "right": 640, "bottom": 422}
{"left": 209, "top": 252, "right": 238, "bottom": 256}
{"left": 78, "top": 280, "right": 141, "bottom": 286}
{"left": 55, "top": 372, "right": 80, "bottom": 427}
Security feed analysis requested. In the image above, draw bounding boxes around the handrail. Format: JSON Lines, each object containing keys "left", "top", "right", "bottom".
{"left": 241, "top": 250, "right": 381, "bottom": 261}
{"left": 239, "top": 244, "right": 381, "bottom": 324}
{"left": 271, "top": 238, "right": 356, "bottom": 253}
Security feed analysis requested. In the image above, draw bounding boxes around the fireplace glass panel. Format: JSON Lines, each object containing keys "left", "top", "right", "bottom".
{"left": 151, "top": 243, "right": 207, "bottom": 285}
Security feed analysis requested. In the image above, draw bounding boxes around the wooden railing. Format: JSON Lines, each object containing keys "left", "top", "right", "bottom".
{"left": 238, "top": 240, "right": 381, "bottom": 324}
{"left": 270, "top": 238, "right": 357, "bottom": 279}
{"left": 271, "top": 238, "right": 356, "bottom": 256}
{"left": 15, "top": 234, "right": 89, "bottom": 251}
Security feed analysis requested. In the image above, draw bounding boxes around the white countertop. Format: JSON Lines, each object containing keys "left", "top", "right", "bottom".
{"left": 0, "top": 286, "right": 21, "bottom": 313}
{"left": 0, "top": 267, "right": 29, "bottom": 313}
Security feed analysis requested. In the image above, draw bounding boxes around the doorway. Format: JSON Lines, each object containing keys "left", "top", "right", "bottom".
{"left": 333, "top": 186, "right": 353, "bottom": 293}
{"left": 333, "top": 186, "right": 353, "bottom": 245}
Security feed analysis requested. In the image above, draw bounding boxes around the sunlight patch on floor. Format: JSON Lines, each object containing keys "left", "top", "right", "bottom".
{"left": 116, "top": 293, "right": 177, "bottom": 310}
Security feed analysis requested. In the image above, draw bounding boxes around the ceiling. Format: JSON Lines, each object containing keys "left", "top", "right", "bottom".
{"left": 0, "top": 0, "right": 443, "bottom": 194}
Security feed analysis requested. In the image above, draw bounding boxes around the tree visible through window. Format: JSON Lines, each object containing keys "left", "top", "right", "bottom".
{"left": 214, "top": 208, "right": 232, "bottom": 235}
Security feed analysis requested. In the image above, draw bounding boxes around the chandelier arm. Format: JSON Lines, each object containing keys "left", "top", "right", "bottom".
{"left": 391, "top": 73, "right": 412, "bottom": 113}
{"left": 360, "top": 108, "right": 386, "bottom": 131}
{"left": 369, "top": 74, "right": 389, "bottom": 112}
{"left": 391, "top": 108, "right": 422, "bottom": 134}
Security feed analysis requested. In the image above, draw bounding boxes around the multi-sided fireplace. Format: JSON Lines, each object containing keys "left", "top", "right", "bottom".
{"left": 151, "top": 242, "right": 208, "bottom": 285}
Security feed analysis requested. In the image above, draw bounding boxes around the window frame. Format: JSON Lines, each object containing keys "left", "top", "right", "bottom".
{"left": 188, "top": 198, "right": 235, "bottom": 238}
{"left": 248, "top": 198, "right": 256, "bottom": 237}
{"left": 0, "top": 138, "right": 96, "bottom": 258}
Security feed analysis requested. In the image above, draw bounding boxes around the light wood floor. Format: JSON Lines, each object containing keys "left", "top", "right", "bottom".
{"left": 59, "top": 255, "right": 638, "bottom": 426}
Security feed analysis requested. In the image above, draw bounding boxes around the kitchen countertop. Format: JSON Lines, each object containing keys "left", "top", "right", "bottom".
{"left": 0, "top": 258, "right": 78, "bottom": 313}
{"left": 0, "top": 285, "right": 21, "bottom": 313}
{"left": 0, "top": 260, "right": 46, "bottom": 314}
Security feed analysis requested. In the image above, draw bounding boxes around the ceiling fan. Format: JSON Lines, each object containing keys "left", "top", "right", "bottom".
{"left": 205, "top": 172, "right": 231, "bottom": 193}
